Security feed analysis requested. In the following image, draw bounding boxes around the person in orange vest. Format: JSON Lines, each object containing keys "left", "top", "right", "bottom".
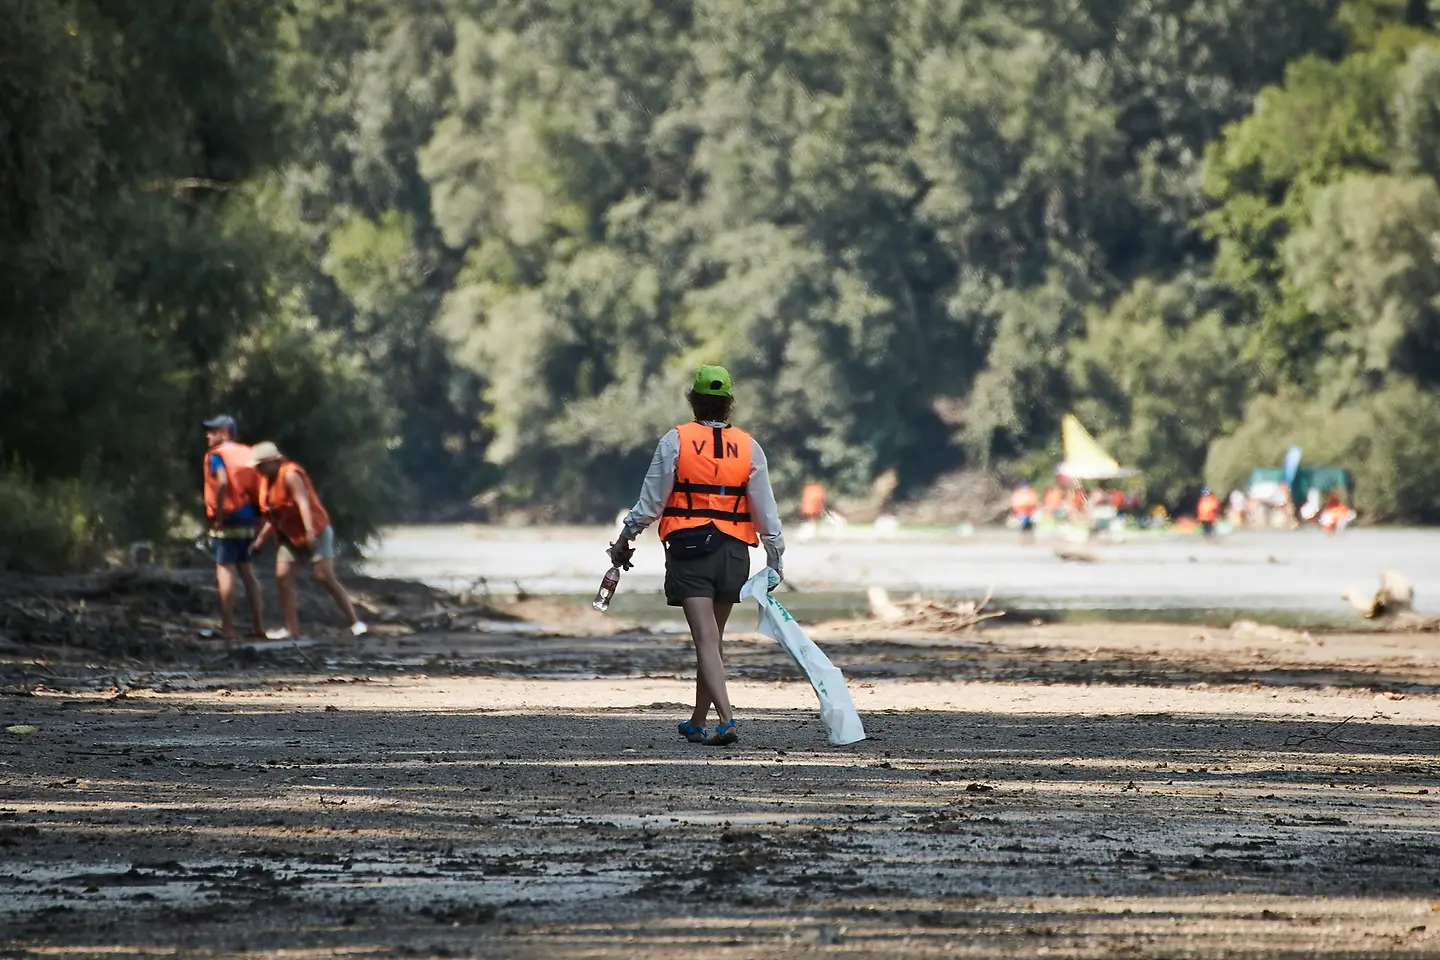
{"left": 1010, "top": 481, "right": 1039, "bottom": 541}
{"left": 609, "top": 365, "right": 784, "bottom": 748}
{"left": 800, "top": 482, "right": 827, "bottom": 521}
{"left": 1319, "top": 488, "right": 1356, "bottom": 536}
{"left": 202, "top": 415, "right": 265, "bottom": 641}
{"left": 248, "top": 442, "right": 367, "bottom": 641}
{"left": 1042, "top": 484, "right": 1064, "bottom": 522}
{"left": 1196, "top": 487, "right": 1221, "bottom": 539}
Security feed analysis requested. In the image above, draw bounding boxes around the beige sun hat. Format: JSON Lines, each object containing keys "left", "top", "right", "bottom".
{"left": 248, "top": 441, "right": 284, "bottom": 467}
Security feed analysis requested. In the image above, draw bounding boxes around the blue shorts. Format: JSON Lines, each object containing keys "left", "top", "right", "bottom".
{"left": 1018, "top": 515, "right": 1035, "bottom": 531}
{"left": 212, "top": 536, "right": 254, "bottom": 566}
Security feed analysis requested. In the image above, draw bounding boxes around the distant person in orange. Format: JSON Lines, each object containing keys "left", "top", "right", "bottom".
{"left": 1197, "top": 487, "right": 1221, "bottom": 539}
{"left": 1010, "top": 481, "right": 1039, "bottom": 541}
{"left": 202, "top": 415, "right": 265, "bottom": 641}
{"left": 800, "top": 482, "right": 826, "bottom": 521}
{"left": 1319, "top": 488, "right": 1356, "bottom": 536}
{"left": 249, "top": 442, "right": 367, "bottom": 641}
{"left": 1043, "top": 485, "right": 1064, "bottom": 522}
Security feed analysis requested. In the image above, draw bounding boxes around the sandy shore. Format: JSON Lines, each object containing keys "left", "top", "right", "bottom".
{"left": 4, "top": 610, "right": 1440, "bottom": 958}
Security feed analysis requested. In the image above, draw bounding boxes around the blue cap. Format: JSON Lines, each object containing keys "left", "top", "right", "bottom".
{"left": 202, "top": 414, "right": 237, "bottom": 434}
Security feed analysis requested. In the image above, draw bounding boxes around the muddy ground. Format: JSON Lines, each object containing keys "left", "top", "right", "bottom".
{"left": 3, "top": 570, "right": 1440, "bottom": 958}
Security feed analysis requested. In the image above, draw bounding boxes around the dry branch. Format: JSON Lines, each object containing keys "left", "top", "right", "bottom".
{"left": 866, "top": 587, "right": 1005, "bottom": 632}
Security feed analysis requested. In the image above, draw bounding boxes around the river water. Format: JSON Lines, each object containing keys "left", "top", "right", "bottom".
{"left": 360, "top": 524, "right": 1438, "bottom": 619}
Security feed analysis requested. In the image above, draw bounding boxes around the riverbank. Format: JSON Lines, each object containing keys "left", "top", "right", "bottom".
{"left": 4, "top": 531, "right": 1439, "bottom": 957}
{"left": 4, "top": 615, "right": 1439, "bottom": 958}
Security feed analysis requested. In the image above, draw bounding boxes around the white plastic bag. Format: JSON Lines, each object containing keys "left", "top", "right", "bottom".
{"left": 739, "top": 568, "right": 867, "bottom": 745}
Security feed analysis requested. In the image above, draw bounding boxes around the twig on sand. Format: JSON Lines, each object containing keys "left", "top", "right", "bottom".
{"left": 1284, "top": 715, "right": 1364, "bottom": 748}
{"left": 288, "top": 639, "right": 318, "bottom": 669}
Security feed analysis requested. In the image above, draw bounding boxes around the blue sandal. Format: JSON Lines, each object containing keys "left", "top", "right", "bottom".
{"left": 678, "top": 720, "right": 707, "bottom": 743}
{"left": 703, "top": 719, "right": 739, "bottom": 747}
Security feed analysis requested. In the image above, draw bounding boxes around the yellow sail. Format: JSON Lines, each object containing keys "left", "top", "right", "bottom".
{"left": 1059, "top": 414, "right": 1134, "bottom": 479}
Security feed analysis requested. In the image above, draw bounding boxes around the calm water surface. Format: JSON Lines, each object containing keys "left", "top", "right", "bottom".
{"left": 360, "top": 524, "right": 1438, "bottom": 619}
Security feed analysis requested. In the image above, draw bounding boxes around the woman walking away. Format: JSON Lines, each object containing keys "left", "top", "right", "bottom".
{"left": 609, "top": 365, "right": 785, "bottom": 747}
{"left": 248, "top": 442, "right": 368, "bottom": 641}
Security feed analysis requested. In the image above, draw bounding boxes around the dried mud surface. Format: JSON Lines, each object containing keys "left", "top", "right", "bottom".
{"left": 3, "top": 581, "right": 1440, "bottom": 958}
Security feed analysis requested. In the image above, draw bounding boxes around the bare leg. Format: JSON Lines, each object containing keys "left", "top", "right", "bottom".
{"left": 215, "top": 563, "right": 239, "bottom": 640}
{"left": 237, "top": 562, "right": 265, "bottom": 637}
{"left": 313, "top": 558, "right": 360, "bottom": 626}
{"left": 689, "top": 602, "right": 734, "bottom": 726}
{"left": 683, "top": 598, "right": 734, "bottom": 727}
{"left": 275, "top": 560, "right": 301, "bottom": 637}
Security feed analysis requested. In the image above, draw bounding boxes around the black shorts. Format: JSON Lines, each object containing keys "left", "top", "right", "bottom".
{"left": 664, "top": 534, "right": 751, "bottom": 606}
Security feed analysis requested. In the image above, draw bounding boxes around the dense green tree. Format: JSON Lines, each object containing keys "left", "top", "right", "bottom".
{"left": 275, "top": 0, "right": 492, "bottom": 515}
{"left": 1284, "top": 174, "right": 1440, "bottom": 393}
{"left": 1068, "top": 278, "right": 1253, "bottom": 502}
{"left": 0, "top": 0, "right": 395, "bottom": 568}
{"left": 1, "top": 0, "right": 288, "bottom": 545}
{"left": 10, "top": 0, "right": 1440, "bottom": 557}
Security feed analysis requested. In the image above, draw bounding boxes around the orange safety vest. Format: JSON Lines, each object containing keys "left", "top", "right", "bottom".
{"left": 259, "top": 461, "right": 331, "bottom": 544}
{"left": 1011, "top": 487, "right": 1038, "bottom": 517}
{"left": 1197, "top": 494, "right": 1220, "bottom": 523}
{"left": 1043, "top": 487, "right": 1063, "bottom": 511}
{"left": 203, "top": 441, "right": 259, "bottom": 522}
{"left": 659, "top": 422, "right": 758, "bottom": 546}
{"left": 800, "top": 482, "right": 826, "bottom": 519}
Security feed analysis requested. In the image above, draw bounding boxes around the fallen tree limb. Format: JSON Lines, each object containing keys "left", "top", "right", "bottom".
{"left": 866, "top": 587, "right": 1005, "bottom": 632}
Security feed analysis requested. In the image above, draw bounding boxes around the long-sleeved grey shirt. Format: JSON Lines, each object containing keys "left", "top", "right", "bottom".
{"left": 620, "top": 421, "right": 785, "bottom": 574}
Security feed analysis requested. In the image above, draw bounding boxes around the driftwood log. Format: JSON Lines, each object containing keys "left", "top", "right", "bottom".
{"left": 866, "top": 587, "right": 1005, "bottom": 631}
{"left": 1341, "top": 571, "right": 1414, "bottom": 620}
{"left": 1340, "top": 571, "right": 1437, "bottom": 629}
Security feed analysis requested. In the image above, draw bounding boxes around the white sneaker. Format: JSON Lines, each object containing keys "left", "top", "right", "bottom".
{"left": 265, "top": 627, "right": 292, "bottom": 641}
{"left": 349, "top": 621, "right": 368, "bottom": 637}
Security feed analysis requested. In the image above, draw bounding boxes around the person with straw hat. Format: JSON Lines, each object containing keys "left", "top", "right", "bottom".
{"left": 248, "top": 442, "right": 367, "bottom": 641}
{"left": 609, "top": 365, "right": 785, "bottom": 747}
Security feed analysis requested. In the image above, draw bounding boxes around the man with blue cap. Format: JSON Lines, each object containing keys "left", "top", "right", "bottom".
{"left": 202, "top": 414, "right": 265, "bottom": 640}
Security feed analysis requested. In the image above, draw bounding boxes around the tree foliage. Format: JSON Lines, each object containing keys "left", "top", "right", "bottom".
{"left": 6, "top": 0, "right": 1440, "bottom": 563}
{"left": 414, "top": 0, "right": 1360, "bottom": 510}
{"left": 0, "top": 0, "right": 394, "bottom": 568}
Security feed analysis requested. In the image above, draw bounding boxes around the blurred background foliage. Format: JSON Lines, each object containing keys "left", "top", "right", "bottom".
{"left": 3, "top": 0, "right": 1439, "bottom": 568}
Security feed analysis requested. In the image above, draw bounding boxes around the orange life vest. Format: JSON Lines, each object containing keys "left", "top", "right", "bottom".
{"left": 1043, "top": 487, "right": 1063, "bottom": 511}
{"left": 659, "top": 422, "right": 758, "bottom": 546}
{"left": 1197, "top": 494, "right": 1220, "bottom": 523}
{"left": 259, "top": 461, "right": 331, "bottom": 544}
{"left": 1011, "top": 487, "right": 1038, "bottom": 517}
{"left": 203, "top": 441, "right": 259, "bottom": 522}
{"left": 800, "top": 482, "right": 826, "bottom": 519}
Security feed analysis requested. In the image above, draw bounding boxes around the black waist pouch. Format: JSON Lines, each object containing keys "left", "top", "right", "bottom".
{"left": 664, "top": 523, "right": 722, "bottom": 559}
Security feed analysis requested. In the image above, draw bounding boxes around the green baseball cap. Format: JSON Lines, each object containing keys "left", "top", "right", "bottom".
{"left": 692, "top": 364, "right": 732, "bottom": 397}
